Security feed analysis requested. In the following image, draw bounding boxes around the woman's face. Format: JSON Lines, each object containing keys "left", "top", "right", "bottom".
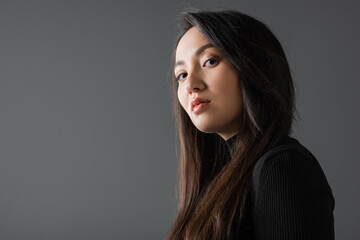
{"left": 175, "top": 27, "right": 243, "bottom": 140}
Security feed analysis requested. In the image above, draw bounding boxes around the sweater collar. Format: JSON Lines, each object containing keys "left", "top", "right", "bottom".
{"left": 225, "top": 133, "right": 240, "bottom": 156}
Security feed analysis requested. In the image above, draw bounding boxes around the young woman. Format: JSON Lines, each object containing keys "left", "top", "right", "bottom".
{"left": 167, "top": 10, "right": 335, "bottom": 240}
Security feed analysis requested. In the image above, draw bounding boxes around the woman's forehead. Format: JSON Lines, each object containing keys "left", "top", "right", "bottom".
{"left": 175, "top": 27, "right": 211, "bottom": 62}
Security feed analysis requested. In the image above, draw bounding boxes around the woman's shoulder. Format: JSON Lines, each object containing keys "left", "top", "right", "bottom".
{"left": 252, "top": 135, "right": 328, "bottom": 187}
{"left": 253, "top": 136, "right": 312, "bottom": 173}
{"left": 248, "top": 136, "right": 335, "bottom": 238}
{"left": 250, "top": 135, "right": 335, "bottom": 215}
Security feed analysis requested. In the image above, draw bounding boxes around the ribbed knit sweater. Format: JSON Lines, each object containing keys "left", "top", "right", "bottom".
{"left": 225, "top": 135, "right": 335, "bottom": 239}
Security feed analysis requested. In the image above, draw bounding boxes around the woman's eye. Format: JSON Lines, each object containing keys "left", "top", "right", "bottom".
{"left": 204, "top": 58, "right": 218, "bottom": 67}
{"left": 176, "top": 73, "right": 187, "bottom": 82}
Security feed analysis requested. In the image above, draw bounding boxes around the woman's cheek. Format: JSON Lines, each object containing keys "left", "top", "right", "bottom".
{"left": 178, "top": 89, "right": 187, "bottom": 111}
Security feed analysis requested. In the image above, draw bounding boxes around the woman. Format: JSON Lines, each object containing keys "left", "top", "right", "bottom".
{"left": 167, "top": 10, "right": 335, "bottom": 240}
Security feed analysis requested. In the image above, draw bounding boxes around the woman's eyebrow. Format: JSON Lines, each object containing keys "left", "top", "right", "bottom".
{"left": 174, "top": 43, "right": 214, "bottom": 68}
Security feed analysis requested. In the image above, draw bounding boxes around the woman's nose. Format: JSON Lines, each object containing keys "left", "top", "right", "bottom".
{"left": 186, "top": 68, "right": 205, "bottom": 93}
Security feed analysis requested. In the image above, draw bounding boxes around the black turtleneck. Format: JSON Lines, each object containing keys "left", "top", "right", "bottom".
{"left": 223, "top": 135, "right": 335, "bottom": 239}
{"left": 225, "top": 133, "right": 238, "bottom": 153}
{"left": 225, "top": 134, "right": 239, "bottom": 156}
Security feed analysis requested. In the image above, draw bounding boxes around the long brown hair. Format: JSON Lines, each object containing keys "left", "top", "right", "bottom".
{"left": 167, "top": 10, "right": 296, "bottom": 240}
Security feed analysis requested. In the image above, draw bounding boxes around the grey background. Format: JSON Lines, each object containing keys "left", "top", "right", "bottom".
{"left": 0, "top": 0, "right": 359, "bottom": 239}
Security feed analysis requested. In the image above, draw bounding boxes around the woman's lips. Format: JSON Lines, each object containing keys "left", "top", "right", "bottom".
{"left": 191, "top": 97, "right": 211, "bottom": 111}
{"left": 192, "top": 102, "right": 211, "bottom": 113}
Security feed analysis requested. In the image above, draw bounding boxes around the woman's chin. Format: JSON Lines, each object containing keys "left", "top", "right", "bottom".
{"left": 193, "top": 124, "right": 218, "bottom": 134}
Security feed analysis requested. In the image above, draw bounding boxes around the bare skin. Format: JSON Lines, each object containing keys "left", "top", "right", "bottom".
{"left": 175, "top": 27, "right": 243, "bottom": 140}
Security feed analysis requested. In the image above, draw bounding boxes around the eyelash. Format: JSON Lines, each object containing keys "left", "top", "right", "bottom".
{"left": 204, "top": 58, "right": 218, "bottom": 67}
{"left": 175, "top": 57, "right": 219, "bottom": 82}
